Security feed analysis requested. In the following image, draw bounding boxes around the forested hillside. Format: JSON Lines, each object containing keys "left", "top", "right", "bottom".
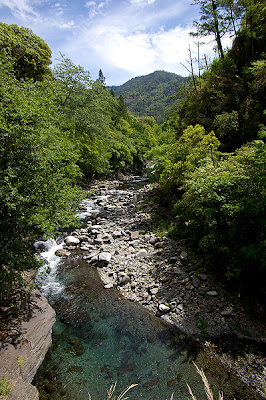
{"left": 148, "top": 0, "right": 266, "bottom": 308}
{"left": 0, "top": 23, "right": 159, "bottom": 304}
{"left": 109, "top": 71, "right": 188, "bottom": 124}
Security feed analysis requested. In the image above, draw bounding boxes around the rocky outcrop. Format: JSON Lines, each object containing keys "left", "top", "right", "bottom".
{"left": 0, "top": 290, "right": 56, "bottom": 400}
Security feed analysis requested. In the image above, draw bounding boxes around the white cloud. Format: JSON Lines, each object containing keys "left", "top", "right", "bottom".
{"left": 129, "top": 0, "right": 156, "bottom": 6}
{"left": 84, "top": 0, "right": 110, "bottom": 18}
{"left": 0, "top": 0, "right": 226, "bottom": 84}
{"left": 85, "top": 1, "right": 97, "bottom": 7}
{"left": 0, "top": 0, "right": 39, "bottom": 20}
{"left": 66, "top": 19, "right": 218, "bottom": 84}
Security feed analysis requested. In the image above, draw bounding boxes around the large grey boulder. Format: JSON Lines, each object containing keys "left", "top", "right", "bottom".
{"left": 118, "top": 272, "right": 130, "bottom": 285}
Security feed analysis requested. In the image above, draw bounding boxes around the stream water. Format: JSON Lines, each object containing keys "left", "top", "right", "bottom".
{"left": 33, "top": 178, "right": 249, "bottom": 400}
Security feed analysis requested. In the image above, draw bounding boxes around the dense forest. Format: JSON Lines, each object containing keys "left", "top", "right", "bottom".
{"left": 109, "top": 71, "right": 188, "bottom": 124}
{"left": 0, "top": 0, "right": 265, "bottom": 311}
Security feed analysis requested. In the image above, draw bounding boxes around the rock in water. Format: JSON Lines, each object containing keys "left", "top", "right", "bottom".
{"left": 55, "top": 249, "right": 71, "bottom": 257}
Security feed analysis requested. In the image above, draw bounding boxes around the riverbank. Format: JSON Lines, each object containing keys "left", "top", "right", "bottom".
{"left": 57, "top": 176, "right": 265, "bottom": 399}
{"left": 0, "top": 290, "right": 55, "bottom": 399}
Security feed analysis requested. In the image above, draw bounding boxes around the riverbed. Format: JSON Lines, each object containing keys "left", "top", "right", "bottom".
{"left": 33, "top": 176, "right": 266, "bottom": 400}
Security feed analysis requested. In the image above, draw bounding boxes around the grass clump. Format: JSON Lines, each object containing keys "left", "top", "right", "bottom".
{"left": 187, "top": 362, "right": 224, "bottom": 400}
{"left": 88, "top": 382, "right": 138, "bottom": 400}
{"left": 0, "top": 376, "right": 13, "bottom": 396}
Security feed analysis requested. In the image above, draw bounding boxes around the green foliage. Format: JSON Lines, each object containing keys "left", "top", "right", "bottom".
{"left": 159, "top": 125, "right": 220, "bottom": 192}
{"left": 0, "top": 377, "right": 13, "bottom": 396}
{"left": 176, "top": 138, "right": 265, "bottom": 286}
{"left": 0, "top": 52, "right": 83, "bottom": 302}
{"left": 109, "top": 71, "right": 188, "bottom": 124}
{"left": 53, "top": 55, "right": 158, "bottom": 177}
{"left": 0, "top": 22, "right": 52, "bottom": 81}
{"left": 196, "top": 318, "right": 209, "bottom": 338}
{"left": 18, "top": 356, "right": 24, "bottom": 368}
{"left": 167, "top": 1, "right": 266, "bottom": 152}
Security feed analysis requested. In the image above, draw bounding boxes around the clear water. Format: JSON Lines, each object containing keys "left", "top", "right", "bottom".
{"left": 35, "top": 257, "right": 209, "bottom": 400}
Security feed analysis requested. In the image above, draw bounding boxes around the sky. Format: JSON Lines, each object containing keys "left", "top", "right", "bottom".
{"left": 0, "top": 0, "right": 228, "bottom": 85}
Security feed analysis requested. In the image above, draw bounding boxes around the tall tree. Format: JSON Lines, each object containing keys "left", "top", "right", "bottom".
{"left": 221, "top": 0, "right": 245, "bottom": 36}
{"left": 97, "top": 69, "right": 106, "bottom": 86}
{"left": 191, "top": 0, "right": 225, "bottom": 59}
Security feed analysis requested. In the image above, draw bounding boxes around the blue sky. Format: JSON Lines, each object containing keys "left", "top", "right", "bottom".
{"left": 0, "top": 0, "right": 228, "bottom": 85}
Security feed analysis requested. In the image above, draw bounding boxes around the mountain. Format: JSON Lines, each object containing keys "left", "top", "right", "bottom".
{"left": 108, "top": 70, "right": 188, "bottom": 125}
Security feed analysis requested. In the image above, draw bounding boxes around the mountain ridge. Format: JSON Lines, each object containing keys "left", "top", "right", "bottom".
{"left": 108, "top": 70, "right": 188, "bottom": 124}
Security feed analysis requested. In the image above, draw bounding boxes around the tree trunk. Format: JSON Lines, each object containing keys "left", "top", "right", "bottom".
{"left": 212, "top": 0, "right": 224, "bottom": 59}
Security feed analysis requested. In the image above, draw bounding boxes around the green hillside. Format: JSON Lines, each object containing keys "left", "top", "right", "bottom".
{"left": 109, "top": 70, "right": 188, "bottom": 124}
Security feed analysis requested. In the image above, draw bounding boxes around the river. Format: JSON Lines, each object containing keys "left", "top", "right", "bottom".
{"left": 33, "top": 176, "right": 265, "bottom": 400}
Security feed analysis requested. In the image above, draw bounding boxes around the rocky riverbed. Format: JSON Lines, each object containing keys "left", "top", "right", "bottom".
{"left": 56, "top": 176, "right": 266, "bottom": 399}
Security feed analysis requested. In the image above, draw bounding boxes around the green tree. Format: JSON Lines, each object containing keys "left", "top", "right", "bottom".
{"left": 53, "top": 55, "right": 115, "bottom": 177}
{"left": 159, "top": 125, "right": 220, "bottom": 193}
{"left": 97, "top": 69, "right": 106, "bottom": 86}
{"left": 191, "top": 0, "right": 226, "bottom": 58}
{"left": 178, "top": 136, "right": 266, "bottom": 291}
{"left": 0, "top": 22, "right": 52, "bottom": 81}
{"left": 0, "top": 66, "right": 83, "bottom": 302}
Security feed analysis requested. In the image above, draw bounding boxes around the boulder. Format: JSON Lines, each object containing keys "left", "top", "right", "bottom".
{"left": 131, "top": 231, "right": 139, "bottom": 240}
{"left": 158, "top": 304, "right": 170, "bottom": 313}
{"left": 197, "top": 273, "right": 208, "bottom": 281}
{"left": 173, "top": 267, "right": 183, "bottom": 275}
{"left": 90, "top": 210, "right": 100, "bottom": 219}
{"left": 104, "top": 283, "right": 114, "bottom": 289}
{"left": 64, "top": 236, "right": 80, "bottom": 246}
{"left": 149, "top": 287, "right": 159, "bottom": 295}
{"left": 180, "top": 251, "right": 188, "bottom": 261}
{"left": 221, "top": 307, "right": 233, "bottom": 316}
{"left": 192, "top": 275, "right": 201, "bottom": 288}
{"left": 113, "top": 230, "right": 122, "bottom": 238}
{"left": 118, "top": 273, "right": 130, "bottom": 285}
{"left": 97, "top": 252, "right": 112, "bottom": 267}
{"left": 136, "top": 249, "right": 148, "bottom": 258}
{"left": 207, "top": 290, "right": 218, "bottom": 297}
{"left": 0, "top": 290, "right": 56, "bottom": 400}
